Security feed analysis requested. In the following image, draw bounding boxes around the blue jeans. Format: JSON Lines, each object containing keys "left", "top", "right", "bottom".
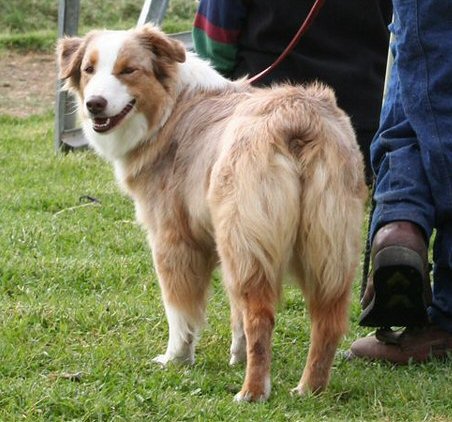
{"left": 370, "top": 0, "right": 452, "bottom": 332}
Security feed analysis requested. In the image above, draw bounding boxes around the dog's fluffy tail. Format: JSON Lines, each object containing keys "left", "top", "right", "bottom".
{"left": 281, "top": 83, "right": 367, "bottom": 304}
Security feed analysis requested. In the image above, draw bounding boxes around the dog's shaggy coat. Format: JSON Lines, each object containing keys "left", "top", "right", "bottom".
{"left": 57, "top": 24, "right": 366, "bottom": 402}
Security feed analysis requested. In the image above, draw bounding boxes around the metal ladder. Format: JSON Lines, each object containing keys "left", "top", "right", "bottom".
{"left": 54, "top": 0, "right": 192, "bottom": 151}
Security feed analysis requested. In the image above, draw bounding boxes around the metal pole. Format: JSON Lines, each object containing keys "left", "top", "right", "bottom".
{"left": 137, "top": 0, "right": 170, "bottom": 26}
{"left": 55, "top": 0, "right": 80, "bottom": 152}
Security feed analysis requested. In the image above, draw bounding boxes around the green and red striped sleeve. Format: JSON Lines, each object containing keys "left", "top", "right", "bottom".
{"left": 192, "top": 0, "right": 246, "bottom": 77}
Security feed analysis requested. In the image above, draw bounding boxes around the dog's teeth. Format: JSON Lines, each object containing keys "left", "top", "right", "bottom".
{"left": 95, "top": 118, "right": 111, "bottom": 129}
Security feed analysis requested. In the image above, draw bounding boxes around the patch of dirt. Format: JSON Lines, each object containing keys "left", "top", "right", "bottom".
{"left": 0, "top": 51, "right": 56, "bottom": 117}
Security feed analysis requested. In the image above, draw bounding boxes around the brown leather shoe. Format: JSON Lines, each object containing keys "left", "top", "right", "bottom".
{"left": 349, "top": 325, "right": 452, "bottom": 364}
{"left": 360, "top": 221, "right": 432, "bottom": 327}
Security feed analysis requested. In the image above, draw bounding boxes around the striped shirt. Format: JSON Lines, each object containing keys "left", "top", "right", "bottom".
{"left": 192, "top": 0, "right": 246, "bottom": 76}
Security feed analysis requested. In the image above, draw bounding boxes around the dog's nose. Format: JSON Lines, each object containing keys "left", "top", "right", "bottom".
{"left": 86, "top": 96, "right": 107, "bottom": 115}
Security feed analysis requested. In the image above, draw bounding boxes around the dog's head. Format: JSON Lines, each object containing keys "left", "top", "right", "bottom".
{"left": 57, "top": 25, "right": 186, "bottom": 160}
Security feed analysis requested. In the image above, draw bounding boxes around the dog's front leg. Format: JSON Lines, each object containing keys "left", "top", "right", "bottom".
{"left": 152, "top": 302, "right": 198, "bottom": 365}
{"left": 151, "top": 239, "right": 214, "bottom": 366}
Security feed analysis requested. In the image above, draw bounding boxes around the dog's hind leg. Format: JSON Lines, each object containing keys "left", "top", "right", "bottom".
{"left": 289, "top": 189, "right": 360, "bottom": 395}
{"left": 151, "top": 237, "right": 215, "bottom": 366}
{"left": 237, "top": 284, "right": 277, "bottom": 402}
{"left": 291, "top": 280, "right": 352, "bottom": 395}
{"left": 210, "top": 161, "right": 300, "bottom": 401}
{"left": 225, "top": 275, "right": 277, "bottom": 402}
{"left": 289, "top": 148, "right": 364, "bottom": 394}
{"left": 213, "top": 211, "right": 283, "bottom": 401}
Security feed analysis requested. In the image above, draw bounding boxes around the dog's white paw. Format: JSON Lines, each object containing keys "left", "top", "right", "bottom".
{"left": 234, "top": 377, "right": 271, "bottom": 403}
{"left": 290, "top": 385, "right": 306, "bottom": 397}
{"left": 152, "top": 353, "right": 194, "bottom": 366}
{"left": 290, "top": 383, "right": 318, "bottom": 397}
{"left": 152, "top": 354, "right": 171, "bottom": 366}
{"left": 234, "top": 390, "right": 269, "bottom": 403}
{"left": 234, "top": 391, "right": 253, "bottom": 403}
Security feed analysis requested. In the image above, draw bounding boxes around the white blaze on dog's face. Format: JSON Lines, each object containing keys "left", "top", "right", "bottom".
{"left": 57, "top": 25, "right": 186, "bottom": 161}
{"left": 82, "top": 31, "right": 136, "bottom": 133}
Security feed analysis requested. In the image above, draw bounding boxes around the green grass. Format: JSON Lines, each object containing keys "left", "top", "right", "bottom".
{"left": 0, "top": 30, "right": 57, "bottom": 51}
{"left": 1, "top": 113, "right": 452, "bottom": 420}
{"left": 0, "top": 0, "right": 196, "bottom": 51}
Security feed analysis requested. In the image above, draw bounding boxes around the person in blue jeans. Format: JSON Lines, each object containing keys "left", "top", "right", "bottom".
{"left": 350, "top": 0, "right": 452, "bottom": 363}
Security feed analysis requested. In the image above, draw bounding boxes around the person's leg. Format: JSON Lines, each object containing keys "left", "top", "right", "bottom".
{"left": 394, "top": 1, "right": 452, "bottom": 217}
{"left": 369, "top": 45, "right": 435, "bottom": 242}
{"left": 359, "top": 39, "right": 435, "bottom": 327}
{"left": 350, "top": 0, "right": 452, "bottom": 362}
{"left": 394, "top": 0, "right": 452, "bottom": 333}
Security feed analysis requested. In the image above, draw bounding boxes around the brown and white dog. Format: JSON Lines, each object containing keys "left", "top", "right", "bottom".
{"left": 57, "top": 25, "right": 366, "bottom": 402}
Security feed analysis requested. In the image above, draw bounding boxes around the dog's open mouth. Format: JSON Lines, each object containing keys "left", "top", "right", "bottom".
{"left": 92, "top": 100, "right": 136, "bottom": 133}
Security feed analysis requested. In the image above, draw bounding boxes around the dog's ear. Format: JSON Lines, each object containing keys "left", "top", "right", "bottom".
{"left": 138, "top": 24, "right": 186, "bottom": 63}
{"left": 56, "top": 36, "right": 85, "bottom": 81}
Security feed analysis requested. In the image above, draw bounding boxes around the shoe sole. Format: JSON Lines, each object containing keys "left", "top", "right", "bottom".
{"left": 359, "top": 246, "right": 429, "bottom": 327}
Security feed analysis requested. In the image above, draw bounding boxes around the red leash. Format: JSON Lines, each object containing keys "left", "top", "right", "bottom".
{"left": 247, "top": 0, "right": 326, "bottom": 85}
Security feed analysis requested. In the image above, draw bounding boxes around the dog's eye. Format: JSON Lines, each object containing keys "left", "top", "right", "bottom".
{"left": 84, "top": 65, "right": 95, "bottom": 74}
{"left": 120, "top": 67, "right": 136, "bottom": 75}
